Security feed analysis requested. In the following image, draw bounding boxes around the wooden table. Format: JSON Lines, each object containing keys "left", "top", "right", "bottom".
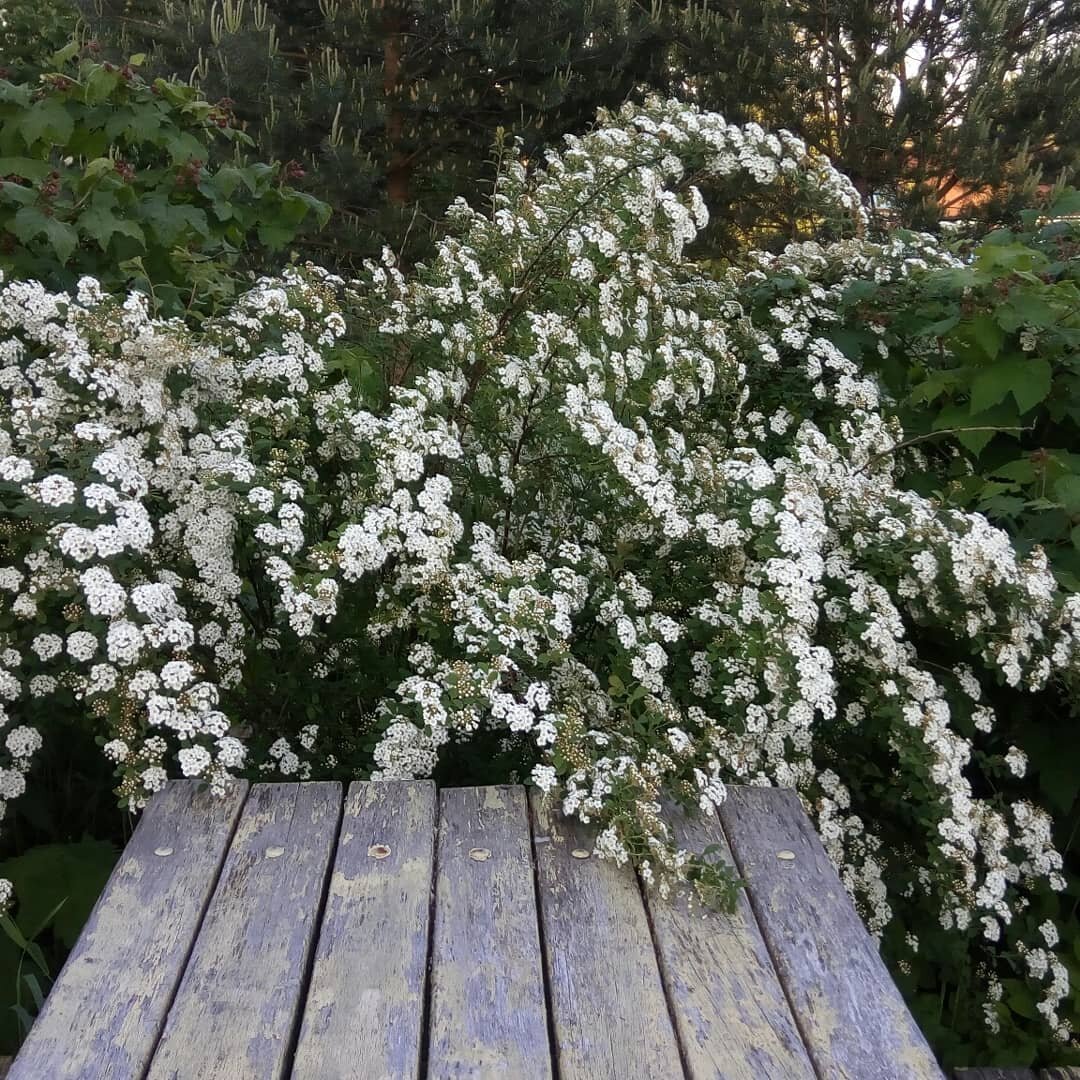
{"left": 10, "top": 780, "right": 944, "bottom": 1079}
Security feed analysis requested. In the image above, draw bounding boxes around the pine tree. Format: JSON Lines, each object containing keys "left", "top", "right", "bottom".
{"left": 82, "top": 0, "right": 680, "bottom": 267}
{"left": 746, "top": 0, "right": 1080, "bottom": 227}
{"left": 79, "top": 0, "right": 1080, "bottom": 260}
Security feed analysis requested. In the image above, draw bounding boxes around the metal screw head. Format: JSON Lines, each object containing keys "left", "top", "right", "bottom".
{"left": 570, "top": 848, "right": 591, "bottom": 860}
{"left": 265, "top": 846, "right": 285, "bottom": 859}
{"left": 468, "top": 847, "right": 491, "bottom": 861}
{"left": 368, "top": 843, "right": 392, "bottom": 860}
{"left": 154, "top": 846, "right": 173, "bottom": 857}
{"left": 776, "top": 849, "right": 796, "bottom": 861}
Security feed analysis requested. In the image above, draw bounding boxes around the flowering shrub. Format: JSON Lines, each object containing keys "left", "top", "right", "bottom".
{"left": 2, "top": 97, "right": 1080, "bottom": 1059}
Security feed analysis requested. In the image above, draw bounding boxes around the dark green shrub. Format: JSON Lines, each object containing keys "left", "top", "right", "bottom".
{"left": 0, "top": 47, "right": 329, "bottom": 317}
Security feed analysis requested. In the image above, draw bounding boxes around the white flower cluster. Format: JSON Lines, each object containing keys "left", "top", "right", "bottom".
{"left": 1, "top": 96, "right": 1077, "bottom": 1040}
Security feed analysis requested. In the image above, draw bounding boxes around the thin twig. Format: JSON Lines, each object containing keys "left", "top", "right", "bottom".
{"left": 861, "top": 425, "right": 1032, "bottom": 472}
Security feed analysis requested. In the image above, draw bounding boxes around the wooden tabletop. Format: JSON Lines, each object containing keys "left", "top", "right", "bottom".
{"left": 10, "top": 780, "right": 943, "bottom": 1080}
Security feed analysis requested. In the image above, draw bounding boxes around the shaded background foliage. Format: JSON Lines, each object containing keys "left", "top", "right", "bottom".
{"left": 68, "top": 0, "right": 1080, "bottom": 264}
{"left": 1, "top": 0, "right": 1079, "bottom": 1067}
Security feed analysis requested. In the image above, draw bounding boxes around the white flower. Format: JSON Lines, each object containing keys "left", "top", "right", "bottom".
{"left": 36, "top": 475, "right": 77, "bottom": 507}
{"left": 30, "top": 634, "right": 63, "bottom": 662}
{"left": 178, "top": 746, "right": 212, "bottom": 777}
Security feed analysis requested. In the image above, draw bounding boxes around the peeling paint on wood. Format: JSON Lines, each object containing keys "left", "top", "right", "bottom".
{"left": 146, "top": 782, "right": 340, "bottom": 1080}
{"left": 11, "top": 782, "right": 948, "bottom": 1079}
{"left": 8, "top": 780, "right": 247, "bottom": 1080}
{"left": 291, "top": 780, "right": 436, "bottom": 1080}
{"left": 530, "top": 790, "right": 684, "bottom": 1080}
{"left": 644, "top": 803, "right": 816, "bottom": 1079}
{"left": 720, "top": 786, "right": 943, "bottom": 1080}
{"left": 427, "top": 785, "right": 552, "bottom": 1079}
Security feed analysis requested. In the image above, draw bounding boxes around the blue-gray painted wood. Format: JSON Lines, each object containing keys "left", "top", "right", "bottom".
{"left": 9, "top": 780, "right": 247, "bottom": 1080}
{"left": 291, "top": 780, "right": 436, "bottom": 1080}
{"left": 427, "top": 786, "right": 552, "bottom": 1079}
{"left": 720, "top": 786, "right": 943, "bottom": 1080}
{"left": 146, "top": 782, "right": 340, "bottom": 1080}
{"left": 530, "top": 791, "right": 685, "bottom": 1080}
{"left": 644, "top": 804, "right": 816, "bottom": 1078}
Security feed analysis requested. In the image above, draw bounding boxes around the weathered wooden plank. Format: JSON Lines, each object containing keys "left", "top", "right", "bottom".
{"left": 530, "top": 791, "right": 685, "bottom": 1080}
{"left": 1041, "top": 1069, "right": 1080, "bottom": 1079}
{"left": 291, "top": 780, "right": 436, "bottom": 1080}
{"left": 643, "top": 804, "right": 815, "bottom": 1079}
{"left": 9, "top": 780, "right": 247, "bottom": 1080}
{"left": 720, "top": 786, "right": 943, "bottom": 1080}
{"left": 427, "top": 785, "right": 552, "bottom": 1079}
{"left": 954, "top": 1070, "right": 1036, "bottom": 1079}
{"left": 147, "top": 782, "right": 340, "bottom": 1080}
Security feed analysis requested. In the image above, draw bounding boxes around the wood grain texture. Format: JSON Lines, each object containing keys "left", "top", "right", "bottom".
{"left": 146, "top": 782, "right": 340, "bottom": 1080}
{"left": 9, "top": 780, "right": 247, "bottom": 1080}
{"left": 530, "top": 791, "right": 684, "bottom": 1080}
{"left": 291, "top": 780, "right": 436, "bottom": 1080}
{"left": 427, "top": 785, "right": 552, "bottom": 1079}
{"left": 644, "top": 804, "right": 815, "bottom": 1079}
{"left": 1041, "top": 1069, "right": 1080, "bottom": 1078}
{"left": 720, "top": 786, "right": 943, "bottom": 1080}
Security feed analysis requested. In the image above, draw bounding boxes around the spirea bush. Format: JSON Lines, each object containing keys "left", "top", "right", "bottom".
{"left": 2, "top": 97, "right": 1079, "bottom": 1052}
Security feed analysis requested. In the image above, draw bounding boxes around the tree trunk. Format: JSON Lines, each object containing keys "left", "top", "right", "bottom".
{"left": 383, "top": 4, "right": 410, "bottom": 207}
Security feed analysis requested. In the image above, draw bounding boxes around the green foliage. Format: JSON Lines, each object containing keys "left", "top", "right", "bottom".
{"left": 0, "top": 839, "right": 118, "bottom": 1052}
{"left": 852, "top": 192, "right": 1080, "bottom": 592}
{"left": 0, "top": 48, "right": 329, "bottom": 316}
{"left": 0, "top": 0, "right": 80, "bottom": 80}
{"left": 79, "top": 0, "right": 1080, "bottom": 263}
{"left": 821, "top": 194, "right": 1080, "bottom": 1067}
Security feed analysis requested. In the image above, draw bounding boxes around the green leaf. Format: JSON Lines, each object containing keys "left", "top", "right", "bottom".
{"left": 104, "top": 103, "right": 164, "bottom": 144}
{"left": 914, "top": 314, "right": 959, "bottom": 338}
{"left": 969, "top": 365, "right": 1015, "bottom": 413}
{"left": 22, "top": 972, "right": 46, "bottom": 1011}
{"left": 82, "top": 157, "right": 115, "bottom": 182}
{"left": 1049, "top": 189, "right": 1080, "bottom": 217}
{"left": 139, "top": 195, "right": 209, "bottom": 243}
{"left": 11, "top": 206, "right": 78, "bottom": 264}
{"left": 11, "top": 1003, "right": 34, "bottom": 1036}
{"left": 0, "top": 181, "right": 37, "bottom": 207}
{"left": 164, "top": 131, "right": 207, "bottom": 164}
{"left": 990, "top": 458, "right": 1037, "bottom": 483}
{"left": 908, "top": 370, "right": 961, "bottom": 405}
{"left": 1011, "top": 357, "right": 1052, "bottom": 414}
{"left": 1003, "top": 979, "right": 1038, "bottom": 1021}
{"left": 0, "top": 917, "right": 27, "bottom": 952}
{"left": 212, "top": 165, "right": 254, "bottom": 198}
{"left": 15, "top": 99, "right": 74, "bottom": 148}
{"left": 969, "top": 358, "right": 1051, "bottom": 415}
{"left": 49, "top": 42, "right": 79, "bottom": 67}
{"left": 971, "top": 314, "right": 1002, "bottom": 359}
{"left": 0, "top": 840, "right": 118, "bottom": 950}
{"left": 257, "top": 223, "right": 295, "bottom": 250}
{"left": 83, "top": 66, "right": 121, "bottom": 106}
{"left": 1053, "top": 475, "right": 1080, "bottom": 512}
{"left": 0, "top": 80, "right": 33, "bottom": 107}
{"left": 0, "top": 157, "right": 50, "bottom": 182}
{"left": 79, "top": 203, "right": 146, "bottom": 251}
